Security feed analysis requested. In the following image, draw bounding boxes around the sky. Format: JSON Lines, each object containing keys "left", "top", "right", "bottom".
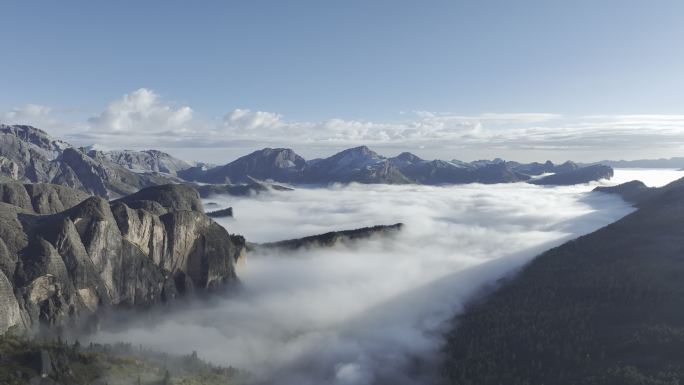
{"left": 2, "top": 0, "right": 684, "bottom": 163}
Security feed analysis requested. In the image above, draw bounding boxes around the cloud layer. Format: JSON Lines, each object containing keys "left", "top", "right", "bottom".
{"left": 3, "top": 88, "right": 684, "bottom": 162}
{"left": 85, "top": 173, "right": 661, "bottom": 385}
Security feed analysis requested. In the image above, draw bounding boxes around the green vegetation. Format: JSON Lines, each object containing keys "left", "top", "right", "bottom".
{"left": 442, "top": 189, "right": 684, "bottom": 384}
{"left": 0, "top": 333, "right": 247, "bottom": 385}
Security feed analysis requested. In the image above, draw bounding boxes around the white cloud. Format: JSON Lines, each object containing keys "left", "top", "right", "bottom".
{"left": 87, "top": 88, "right": 193, "bottom": 132}
{"left": 5, "top": 88, "right": 684, "bottom": 162}
{"left": 2, "top": 104, "right": 52, "bottom": 124}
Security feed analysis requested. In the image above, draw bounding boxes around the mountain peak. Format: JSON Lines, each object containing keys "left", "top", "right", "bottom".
{"left": 394, "top": 152, "right": 423, "bottom": 162}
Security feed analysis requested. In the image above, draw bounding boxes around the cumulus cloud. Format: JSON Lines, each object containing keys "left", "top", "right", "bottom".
{"left": 86, "top": 173, "right": 656, "bottom": 385}
{"left": 2, "top": 104, "right": 53, "bottom": 125}
{"left": 3, "top": 103, "right": 51, "bottom": 120}
{"left": 87, "top": 88, "right": 193, "bottom": 132}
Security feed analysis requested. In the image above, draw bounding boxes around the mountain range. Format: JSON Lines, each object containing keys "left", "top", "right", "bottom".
{"left": 181, "top": 145, "right": 613, "bottom": 186}
{"left": 0, "top": 125, "right": 615, "bottom": 197}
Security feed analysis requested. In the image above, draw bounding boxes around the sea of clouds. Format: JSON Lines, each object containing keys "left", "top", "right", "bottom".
{"left": 89, "top": 169, "right": 683, "bottom": 385}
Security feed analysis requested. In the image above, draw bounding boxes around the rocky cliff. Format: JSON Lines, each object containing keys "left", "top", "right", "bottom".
{"left": 0, "top": 183, "right": 245, "bottom": 334}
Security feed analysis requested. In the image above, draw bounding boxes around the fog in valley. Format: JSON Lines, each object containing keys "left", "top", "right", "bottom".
{"left": 89, "top": 169, "right": 683, "bottom": 385}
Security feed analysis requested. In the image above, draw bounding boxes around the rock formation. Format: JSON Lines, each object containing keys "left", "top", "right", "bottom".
{"left": 0, "top": 183, "right": 245, "bottom": 333}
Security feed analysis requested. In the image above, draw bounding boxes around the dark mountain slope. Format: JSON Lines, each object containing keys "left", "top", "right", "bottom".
{"left": 443, "top": 177, "right": 684, "bottom": 385}
{"left": 255, "top": 223, "right": 403, "bottom": 251}
{"left": 531, "top": 164, "right": 614, "bottom": 186}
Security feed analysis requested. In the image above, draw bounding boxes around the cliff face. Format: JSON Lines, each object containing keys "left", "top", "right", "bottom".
{"left": 0, "top": 184, "right": 245, "bottom": 333}
{"left": 0, "top": 182, "right": 90, "bottom": 214}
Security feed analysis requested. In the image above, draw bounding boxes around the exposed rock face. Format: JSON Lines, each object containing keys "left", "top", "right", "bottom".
{"left": 530, "top": 164, "right": 614, "bottom": 185}
{"left": 114, "top": 184, "right": 203, "bottom": 212}
{"left": 255, "top": 223, "right": 404, "bottom": 251}
{"left": 0, "top": 184, "right": 245, "bottom": 333}
{"left": 0, "top": 125, "right": 177, "bottom": 198}
{"left": 0, "top": 182, "right": 90, "bottom": 214}
{"left": 84, "top": 149, "right": 195, "bottom": 176}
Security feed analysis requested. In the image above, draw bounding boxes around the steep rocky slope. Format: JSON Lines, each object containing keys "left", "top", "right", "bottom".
{"left": 85, "top": 148, "right": 195, "bottom": 176}
{"left": 0, "top": 182, "right": 90, "bottom": 214}
{"left": 0, "top": 183, "right": 245, "bottom": 334}
{"left": 0, "top": 125, "right": 176, "bottom": 198}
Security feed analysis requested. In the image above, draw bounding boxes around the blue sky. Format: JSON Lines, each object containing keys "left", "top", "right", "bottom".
{"left": 2, "top": 1, "right": 684, "bottom": 162}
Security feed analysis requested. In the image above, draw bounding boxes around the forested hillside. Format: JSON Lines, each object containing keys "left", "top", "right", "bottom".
{"left": 442, "top": 178, "right": 684, "bottom": 385}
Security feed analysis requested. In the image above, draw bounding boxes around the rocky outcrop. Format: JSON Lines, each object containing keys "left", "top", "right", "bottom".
{"left": 530, "top": 164, "right": 614, "bottom": 185}
{"left": 0, "top": 184, "right": 245, "bottom": 333}
{"left": 255, "top": 223, "right": 404, "bottom": 251}
{"left": 0, "top": 125, "right": 177, "bottom": 198}
{"left": 0, "top": 182, "right": 90, "bottom": 214}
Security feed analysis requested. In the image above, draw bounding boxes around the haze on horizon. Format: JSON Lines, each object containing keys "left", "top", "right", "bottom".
{"left": 2, "top": 0, "right": 684, "bottom": 163}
